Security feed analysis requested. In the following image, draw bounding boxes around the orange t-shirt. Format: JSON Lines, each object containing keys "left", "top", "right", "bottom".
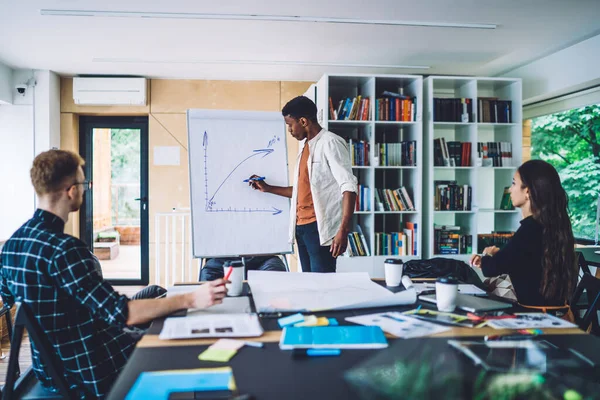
{"left": 296, "top": 144, "right": 317, "bottom": 225}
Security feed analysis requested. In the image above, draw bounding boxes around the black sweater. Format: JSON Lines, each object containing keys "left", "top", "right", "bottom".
{"left": 481, "top": 216, "right": 553, "bottom": 306}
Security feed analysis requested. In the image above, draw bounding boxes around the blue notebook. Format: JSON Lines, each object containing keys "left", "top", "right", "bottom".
{"left": 279, "top": 326, "right": 388, "bottom": 350}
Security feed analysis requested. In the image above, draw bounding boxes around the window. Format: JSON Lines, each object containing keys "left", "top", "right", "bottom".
{"left": 530, "top": 104, "right": 600, "bottom": 242}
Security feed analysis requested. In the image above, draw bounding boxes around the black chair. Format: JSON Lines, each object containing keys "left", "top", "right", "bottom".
{"left": 570, "top": 273, "right": 600, "bottom": 335}
{"left": 578, "top": 251, "right": 592, "bottom": 277}
{"left": 2, "top": 301, "right": 72, "bottom": 399}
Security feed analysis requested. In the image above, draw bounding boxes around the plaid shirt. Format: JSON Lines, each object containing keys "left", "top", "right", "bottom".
{"left": 0, "top": 209, "right": 137, "bottom": 398}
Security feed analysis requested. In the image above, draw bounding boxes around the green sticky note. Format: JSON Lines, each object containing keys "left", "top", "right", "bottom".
{"left": 198, "top": 348, "right": 238, "bottom": 362}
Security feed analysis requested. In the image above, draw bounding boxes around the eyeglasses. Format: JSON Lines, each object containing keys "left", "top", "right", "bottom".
{"left": 69, "top": 180, "right": 92, "bottom": 191}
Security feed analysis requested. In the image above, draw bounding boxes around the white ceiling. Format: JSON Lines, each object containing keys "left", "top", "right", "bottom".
{"left": 1, "top": 0, "right": 600, "bottom": 81}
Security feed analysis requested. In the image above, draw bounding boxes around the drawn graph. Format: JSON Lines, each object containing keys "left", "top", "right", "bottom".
{"left": 202, "top": 131, "right": 283, "bottom": 215}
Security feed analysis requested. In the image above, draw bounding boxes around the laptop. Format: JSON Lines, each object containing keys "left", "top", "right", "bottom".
{"left": 419, "top": 293, "right": 513, "bottom": 313}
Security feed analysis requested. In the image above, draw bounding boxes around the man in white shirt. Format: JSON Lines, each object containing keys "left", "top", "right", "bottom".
{"left": 249, "top": 96, "right": 357, "bottom": 272}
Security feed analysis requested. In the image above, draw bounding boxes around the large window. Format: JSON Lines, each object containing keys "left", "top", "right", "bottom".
{"left": 531, "top": 104, "right": 600, "bottom": 242}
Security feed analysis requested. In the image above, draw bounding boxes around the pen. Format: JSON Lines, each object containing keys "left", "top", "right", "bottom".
{"left": 243, "top": 176, "right": 265, "bottom": 182}
{"left": 292, "top": 349, "right": 341, "bottom": 357}
{"left": 224, "top": 266, "right": 233, "bottom": 281}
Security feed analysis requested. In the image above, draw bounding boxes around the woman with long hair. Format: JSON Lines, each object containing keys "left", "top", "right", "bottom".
{"left": 471, "top": 160, "right": 577, "bottom": 306}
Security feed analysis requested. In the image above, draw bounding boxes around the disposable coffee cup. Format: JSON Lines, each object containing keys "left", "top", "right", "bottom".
{"left": 384, "top": 259, "right": 403, "bottom": 287}
{"left": 435, "top": 277, "right": 458, "bottom": 312}
{"left": 223, "top": 261, "right": 244, "bottom": 297}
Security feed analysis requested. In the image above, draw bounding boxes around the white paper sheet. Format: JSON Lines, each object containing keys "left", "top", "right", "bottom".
{"left": 159, "top": 313, "right": 263, "bottom": 339}
{"left": 346, "top": 311, "right": 450, "bottom": 339}
{"left": 248, "top": 271, "right": 417, "bottom": 312}
{"left": 487, "top": 313, "right": 578, "bottom": 330}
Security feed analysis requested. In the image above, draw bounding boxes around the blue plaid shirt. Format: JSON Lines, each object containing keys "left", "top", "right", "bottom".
{"left": 0, "top": 209, "right": 137, "bottom": 398}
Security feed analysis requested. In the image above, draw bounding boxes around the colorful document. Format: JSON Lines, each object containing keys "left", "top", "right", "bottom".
{"left": 279, "top": 326, "right": 388, "bottom": 350}
{"left": 346, "top": 311, "right": 450, "bottom": 339}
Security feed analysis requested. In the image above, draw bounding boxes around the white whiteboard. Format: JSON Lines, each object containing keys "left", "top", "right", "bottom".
{"left": 187, "top": 109, "right": 292, "bottom": 258}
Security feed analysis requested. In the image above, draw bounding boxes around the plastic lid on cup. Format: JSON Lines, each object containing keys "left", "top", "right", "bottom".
{"left": 437, "top": 277, "right": 458, "bottom": 284}
{"left": 384, "top": 258, "right": 403, "bottom": 264}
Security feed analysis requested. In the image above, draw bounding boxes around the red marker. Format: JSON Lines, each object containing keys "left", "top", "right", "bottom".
{"left": 224, "top": 266, "right": 233, "bottom": 281}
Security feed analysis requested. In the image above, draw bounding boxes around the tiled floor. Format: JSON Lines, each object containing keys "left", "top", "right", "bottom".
{"left": 100, "top": 244, "right": 141, "bottom": 281}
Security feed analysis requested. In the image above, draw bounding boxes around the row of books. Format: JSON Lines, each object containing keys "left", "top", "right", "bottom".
{"left": 374, "top": 222, "right": 418, "bottom": 256}
{"left": 434, "top": 181, "right": 472, "bottom": 211}
{"left": 375, "top": 94, "right": 416, "bottom": 122}
{"left": 478, "top": 98, "right": 512, "bottom": 123}
{"left": 348, "top": 139, "right": 369, "bottom": 166}
{"left": 346, "top": 226, "right": 370, "bottom": 257}
{"left": 329, "top": 96, "right": 370, "bottom": 121}
{"left": 477, "top": 232, "right": 514, "bottom": 253}
{"left": 375, "top": 187, "right": 415, "bottom": 212}
{"left": 433, "top": 98, "right": 474, "bottom": 123}
{"left": 433, "top": 138, "right": 471, "bottom": 167}
{"left": 434, "top": 225, "right": 473, "bottom": 254}
{"left": 355, "top": 184, "right": 371, "bottom": 212}
{"left": 374, "top": 141, "right": 417, "bottom": 166}
{"left": 477, "top": 142, "right": 513, "bottom": 167}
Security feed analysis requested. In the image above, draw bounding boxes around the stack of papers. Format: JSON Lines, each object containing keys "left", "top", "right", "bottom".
{"left": 249, "top": 271, "right": 416, "bottom": 312}
{"left": 487, "top": 313, "right": 578, "bottom": 329}
{"left": 159, "top": 314, "right": 263, "bottom": 339}
{"left": 346, "top": 312, "right": 450, "bottom": 339}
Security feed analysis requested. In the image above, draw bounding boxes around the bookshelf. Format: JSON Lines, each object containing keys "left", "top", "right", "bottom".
{"left": 314, "top": 74, "right": 423, "bottom": 277}
{"left": 423, "top": 76, "right": 522, "bottom": 262}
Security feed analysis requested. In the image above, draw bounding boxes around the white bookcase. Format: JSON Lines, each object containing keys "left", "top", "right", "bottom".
{"left": 423, "top": 76, "right": 523, "bottom": 262}
{"left": 314, "top": 74, "right": 423, "bottom": 277}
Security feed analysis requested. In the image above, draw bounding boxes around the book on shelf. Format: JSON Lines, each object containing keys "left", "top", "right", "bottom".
{"left": 476, "top": 142, "right": 512, "bottom": 167}
{"left": 346, "top": 225, "right": 371, "bottom": 257}
{"left": 434, "top": 224, "right": 472, "bottom": 254}
{"left": 347, "top": 138, "right": 370, "bottom": 166}
{"left": 477, "top": 98, "right": 512, "bottom": 123}
{"left": 355, "top": 184, "right": 371, "bottom": 212}
{"left": 374, "top": 187, "right": 415, "bottom": 212}
{"left": 433, "top": 98, "right": 473, "bottom": 122}
{"left": 433, "top": 181, "right": 472, "bottom": 211}
{"left": 375, "top": 222, "right": 418, "bottom": 256}
{"left": 434, "top": 139, "right": 471, "bottom": 167}
{"left": 331, "top": 96, "right": 371, "bottom": 121}
{"left": 374, "top": 141, "right": 416, "bottom": 166}
{"left": 375, "top": 91, "right": 416, "bottom": 122}
{"left": 499, "top": 187, "right": 514, "bottom": 210}
{"left": 477, "top": 232, "right": 514, "bottom": 253}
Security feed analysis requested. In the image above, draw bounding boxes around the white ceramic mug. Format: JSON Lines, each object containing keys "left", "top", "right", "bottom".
{"left": 435, "top": 277, "right": 459, "bottom": 312}
{"left": 384, "top": 259, "right": 403, "bottom": 287}
{"left": 223, "top": 261, "right": 244, "bottom": 296}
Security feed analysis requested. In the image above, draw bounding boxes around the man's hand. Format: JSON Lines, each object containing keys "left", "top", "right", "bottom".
{"left": 188, "top": 279, "right": 228, "bottom": 309}
{"left": 483, "top": 246, "right": 500, "bottom": 256}
{"left": 248, "top": 174, "right": 271, "bottom": 193}
{"left": 330, "top": 229, "right": 349, "bottom": 258}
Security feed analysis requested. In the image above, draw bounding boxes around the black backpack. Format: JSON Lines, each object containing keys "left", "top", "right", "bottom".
{"left": 403, "top": 257, "right": 486, "bottom": 290}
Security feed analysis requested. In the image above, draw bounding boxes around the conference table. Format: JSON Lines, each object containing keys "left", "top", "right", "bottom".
{"left": 107, "top": 281, "right": 599, "bottom": 400}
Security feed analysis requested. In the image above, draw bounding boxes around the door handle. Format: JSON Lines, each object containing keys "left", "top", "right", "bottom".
{"left": 134, "top": 197, "right": 148, "bottom": 202}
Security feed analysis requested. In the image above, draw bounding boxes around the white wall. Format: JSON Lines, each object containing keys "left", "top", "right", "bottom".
{"left": 0, "top": 62, "right": 12, "bottom": 105}
{"left": 0, "top": 69, "right": 62, "bottom": 240}
{"left": 0, "top": 105, "right": 34, "bottom": 240}
{"left": 503, "top": 34, "right": 600, "bottom": 105}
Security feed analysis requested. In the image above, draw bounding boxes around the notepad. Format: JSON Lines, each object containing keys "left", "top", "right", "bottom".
{"left": 279, "top": 326, "right": 388, "bottom": 350}
{"left": 125, "top": 367, "right": 236, "bottom": 400}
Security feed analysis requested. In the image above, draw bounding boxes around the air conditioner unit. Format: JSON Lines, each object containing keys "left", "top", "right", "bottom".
{"left": 73, "top": 77, "right": 147, "bottom": 106}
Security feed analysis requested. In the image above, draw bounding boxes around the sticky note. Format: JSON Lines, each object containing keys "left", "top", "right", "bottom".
{"left": 278, "top": 313, "right": 304, "bottom": 328}
{"left": 199, "top": 348, "right": 238, "bottom": 362}
{"left": 315, "top": 317, "right": 330, "bottom": 326}
{"left": 328, "top": 318, "right": 339, "bottom": 326}
{"left": 294, "top": 315, "right": 318, "bottom": 327}
{"left": 212, "top": 339, "right": 245, "bottom": 351}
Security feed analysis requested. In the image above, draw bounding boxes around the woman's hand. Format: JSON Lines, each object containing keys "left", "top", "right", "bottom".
{"left": 483, "top": 246, "right": 500, "bottom": 257}
{"left": 470, "top": 254, "right": 482, "bottom": 268}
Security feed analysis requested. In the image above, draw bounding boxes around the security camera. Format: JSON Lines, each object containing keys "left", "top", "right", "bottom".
{"left": 16, "top": 84, "right": 27, "bottom": 95}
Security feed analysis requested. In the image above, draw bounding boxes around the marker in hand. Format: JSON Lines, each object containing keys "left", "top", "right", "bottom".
{"left": 243, "top": 176, "right": 265, "bottom": 183}
{"left": 224, "top": 265, "right": 233, "bottom": 281}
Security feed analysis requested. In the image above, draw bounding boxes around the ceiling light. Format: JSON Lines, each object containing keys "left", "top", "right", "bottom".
{"left": 41, "top": 9, "right": 496, "bottom": 29}
{"left": 92, "top": 58, "right": 430, "bottom": 69}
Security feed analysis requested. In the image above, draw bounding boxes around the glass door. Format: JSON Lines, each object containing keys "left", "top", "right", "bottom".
{"left": 79, "top": 116, "right": 149, "bottom": 285}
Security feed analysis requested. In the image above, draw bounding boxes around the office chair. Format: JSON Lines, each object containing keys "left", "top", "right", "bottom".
{"left": 578, "top": 252, "right": 592, "bottom": 277}
{"left": 569, "top": 273, "right": 600, "bottom": 335}
{"left": 2, "top": 301, "right": 73, "bottom": 400}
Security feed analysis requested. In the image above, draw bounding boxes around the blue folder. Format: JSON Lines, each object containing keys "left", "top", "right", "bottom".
{"left": 279, "top": 326, "right": 388, "bottom": 350}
